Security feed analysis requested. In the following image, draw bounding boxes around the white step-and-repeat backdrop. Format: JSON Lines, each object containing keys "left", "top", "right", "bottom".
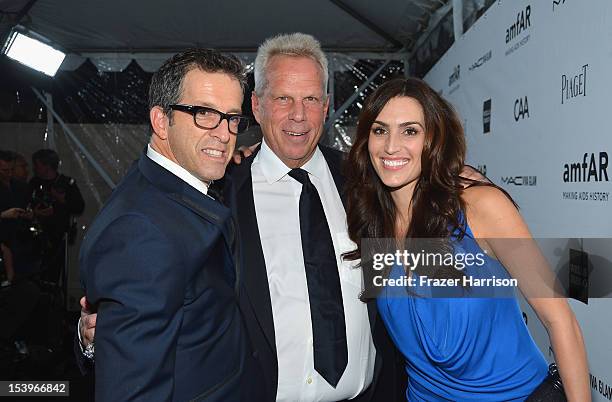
{"left": 424, "top": 0, "right": 611, "bottom": 399}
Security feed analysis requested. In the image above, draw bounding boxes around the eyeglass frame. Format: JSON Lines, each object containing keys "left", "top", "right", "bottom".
{"left": 168, "top": 104, "right": 250, "bottom": 135}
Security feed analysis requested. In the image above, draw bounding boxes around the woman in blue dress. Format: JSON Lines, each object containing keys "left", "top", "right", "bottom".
{"left": 343, "top": 78, "right": 589, "bottom": 401}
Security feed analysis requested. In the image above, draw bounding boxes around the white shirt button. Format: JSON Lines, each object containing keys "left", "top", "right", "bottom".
{"left": 306, "top": 376, "right": 313, "bottom": 385}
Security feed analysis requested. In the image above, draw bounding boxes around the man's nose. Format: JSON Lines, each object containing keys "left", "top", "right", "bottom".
{"left": 289, "top": 101, "right": 306, "bottom": 122}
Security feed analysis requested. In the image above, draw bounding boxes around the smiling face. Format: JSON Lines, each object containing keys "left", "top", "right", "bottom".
{"left": 252, "top": 55, "right": 329, "bottom": 169}
{"left": 368, "top": 96, "right": 426, "bottom": 197}
{"left": 150, "top": 68, "right": 243, "bottom": 182}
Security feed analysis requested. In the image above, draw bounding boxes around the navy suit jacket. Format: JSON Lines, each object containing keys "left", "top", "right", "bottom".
{"left": 80, "top": 153, "right": 263, "bottom": 402}
{"left": 224, "top": 145, "right": 405, "bottom": 402}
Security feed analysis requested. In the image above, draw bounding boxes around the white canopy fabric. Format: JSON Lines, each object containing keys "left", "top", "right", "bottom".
{"left": 1, "top": 0, "right": 456, "bottom": 71}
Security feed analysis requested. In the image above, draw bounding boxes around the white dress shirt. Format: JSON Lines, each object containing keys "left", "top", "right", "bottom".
{"left": 146, "top": 145, "right": 211, "bottom": 197}
{"left": 252, "top": 141, "right": 376, "bottom": 402}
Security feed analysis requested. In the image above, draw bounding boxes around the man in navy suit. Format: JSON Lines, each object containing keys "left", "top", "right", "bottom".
{"left": 79, "top": 49, "right": 262, "bottom": 401}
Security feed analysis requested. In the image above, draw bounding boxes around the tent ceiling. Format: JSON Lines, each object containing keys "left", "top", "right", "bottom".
{"left": 1, "top": 0, "right": 448, "bottom": 54}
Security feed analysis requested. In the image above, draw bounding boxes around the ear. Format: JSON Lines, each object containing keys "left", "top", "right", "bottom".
{"left": 323, "top": 94, "right": 330, "bottom": 118}
{"left": 150, "top": 106, "right": 169, "bottom": 140}
{"left": 251, "top": 91, "right": 262, "bottom": 124}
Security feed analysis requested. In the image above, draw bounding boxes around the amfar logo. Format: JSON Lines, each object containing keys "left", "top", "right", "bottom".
{"left": 483, "top": 99, "right": 492, "bottom": 134}
{"left": 562, "top": 64, "right": 588, "bottom": 104}
{"left": 505, "top": 5, "right": 531, "bottom": 44}
{"left": 448, "top": 65, "right": 460, "bottom": 87}
{"left": 563, "top": 152, "right": 608, "bottom": 182}
{"left": 469, "top": 50, "right": 492, "bottom": 71}
{"left": 501, "top": 176, "right": 537, "bottom": 186}
{"left": 552, "top": 0, "right": 567, "bottom": 11}
{"left": 513, "top": 96, "right": 530, "bottom": 121}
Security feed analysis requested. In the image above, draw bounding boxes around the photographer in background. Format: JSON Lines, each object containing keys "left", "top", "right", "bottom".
{"left": 29, "top": 149, "right": 85, "bottom": 284}
{"left": 0, "top": 150, "right": 33, "bottom": 284}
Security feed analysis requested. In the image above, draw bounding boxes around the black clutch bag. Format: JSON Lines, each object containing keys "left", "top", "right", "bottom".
{"left": 525, "top": 363, "right": 567, "bottom": 402}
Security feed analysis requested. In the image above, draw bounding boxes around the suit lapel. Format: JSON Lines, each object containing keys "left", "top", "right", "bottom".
{"left": 319, "top": 145, "right": 347, "bottom": 208}
{"left": 226, "top": 150, "right": 277, "bottom": 356}
{"left": 138, "top": 153, "right": 240, "bottom": 292}
{"left": 169, "top": 188, "right": 240, "bottom": 293}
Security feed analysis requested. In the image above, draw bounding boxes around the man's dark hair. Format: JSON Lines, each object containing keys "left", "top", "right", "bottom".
{"left": 32, "top": 149, "right": 60, "bottom": 171}
{"left": 0, "top": 150, "right": 15, "bottom": 163}
{"left": 148, "top": 48, "right": 246, "bottom": 118}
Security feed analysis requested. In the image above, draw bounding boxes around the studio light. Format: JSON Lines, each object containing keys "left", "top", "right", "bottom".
{"left": 1, "top": 25, "right": 66, "bottom": 77}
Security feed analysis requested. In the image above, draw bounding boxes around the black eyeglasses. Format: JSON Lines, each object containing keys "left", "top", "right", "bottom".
{"left": 169, "top": 104, "right": 250, "bottom": 135}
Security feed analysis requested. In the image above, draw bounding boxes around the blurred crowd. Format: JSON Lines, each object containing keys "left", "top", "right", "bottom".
{"left": 0, "top": 148, "right": 84, "bottom": 374}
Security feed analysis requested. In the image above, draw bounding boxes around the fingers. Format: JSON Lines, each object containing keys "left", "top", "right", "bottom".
{"left": 83, "top": 313, "right": 97, "bottom": 344}
{"left": 82, "top": 313, "right": 97, "bottom": 330}
{"left": 231, "top": 150, "right": 243, "bottom": 165}
{"left": 246, "top": 142, "right": 260, "bottom": 156}
{"left": 84, "top": 326, "right": 95, "bottom": 345}
{"left": 79, "top": 311, "right": 97, "bottom": 346}
{"left": 1, "top": 208, "right": 26, "bottom": 219}
{"left": 79, "top": 296, "right": 92, "bottom": 314}
{"left": 230, "top": 142, "right": 260, "bottom": 165}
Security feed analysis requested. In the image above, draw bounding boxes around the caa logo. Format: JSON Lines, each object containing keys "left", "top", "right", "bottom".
{"left": 514, "top": 96, "right": 530, "bottom": 121}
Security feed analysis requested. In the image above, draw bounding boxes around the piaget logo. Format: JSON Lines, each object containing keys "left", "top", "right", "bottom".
{"left": 561, "top": 64, "right": 588, "bottom": 105}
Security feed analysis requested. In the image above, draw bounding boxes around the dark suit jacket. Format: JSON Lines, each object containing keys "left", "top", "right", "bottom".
{"left": 80, "top": 153, "right": 263, "bottom": 402}
{"left": 225, "top": 145, "right": 405, "bottom": 402}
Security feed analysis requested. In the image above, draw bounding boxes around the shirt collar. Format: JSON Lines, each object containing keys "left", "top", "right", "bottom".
{"left": 255, "top": 139, "right": 326, "bottom": 184}
{"left": 146, "top": 144, "right": 210, "bottom": 196}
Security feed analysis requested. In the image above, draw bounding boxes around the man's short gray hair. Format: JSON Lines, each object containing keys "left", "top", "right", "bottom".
{"left": 253, "top": 32, "right": 328, "bottom": 96}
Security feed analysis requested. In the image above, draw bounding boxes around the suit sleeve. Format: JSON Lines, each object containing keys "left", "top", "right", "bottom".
{"left": 81, "top": 214, "right": 185, "bottom": 402}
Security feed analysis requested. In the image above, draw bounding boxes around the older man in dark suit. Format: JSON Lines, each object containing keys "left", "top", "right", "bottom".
{"left": 222, "top": 33, "right": 402, "bottom": 402}
{"left": 79, "top": 49, "right": 261, "bottom": 402}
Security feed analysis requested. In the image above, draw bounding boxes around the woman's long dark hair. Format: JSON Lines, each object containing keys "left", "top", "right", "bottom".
{"left": 344, "top": 78, "right": 468, "bottom": 262}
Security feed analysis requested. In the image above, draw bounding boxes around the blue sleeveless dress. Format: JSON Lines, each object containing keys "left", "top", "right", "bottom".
{"left": 377, "top": 218, "right": 548, "bottom": 401}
